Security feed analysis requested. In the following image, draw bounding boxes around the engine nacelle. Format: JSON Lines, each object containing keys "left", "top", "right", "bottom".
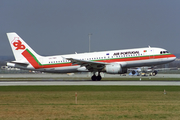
{"left": 105, "top": 64, "right": 127, "bottom": 74}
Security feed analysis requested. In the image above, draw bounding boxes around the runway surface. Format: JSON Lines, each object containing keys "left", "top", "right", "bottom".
{"left": 0, "top": 73, "right": 180, "bottom": 86}
{"left": 1, "top": 81, "right": 180, "bottom": 86}
{"left": 1, "top": 73, "right": 180, "bottom": 78}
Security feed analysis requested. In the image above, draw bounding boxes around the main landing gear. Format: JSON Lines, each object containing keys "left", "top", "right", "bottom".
{"left": 91, "top": 72, "right": 102, "bottom": 81}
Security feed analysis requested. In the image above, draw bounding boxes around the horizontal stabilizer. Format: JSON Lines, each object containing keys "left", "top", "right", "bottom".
{"left": 8, "top": 61, "right": 29, "bottom": 65}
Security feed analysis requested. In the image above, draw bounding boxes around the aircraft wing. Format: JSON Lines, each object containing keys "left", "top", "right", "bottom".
{"left": 65, "top": 58, "right": 107, "bottom": 71}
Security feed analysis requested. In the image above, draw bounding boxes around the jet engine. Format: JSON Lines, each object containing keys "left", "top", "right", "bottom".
{"left": 105, "top": 64, "right": 127, "bottom": 74}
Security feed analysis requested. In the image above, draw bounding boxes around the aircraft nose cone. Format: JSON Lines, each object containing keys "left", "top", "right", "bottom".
{"left": 174, "top": 54, "right": 176, "bottom": 58}
{"left": 172, "top": 54, "right": 176, "bottom": 61}
{"left": 167, "top": 54, "right": 176, "bottom": 63}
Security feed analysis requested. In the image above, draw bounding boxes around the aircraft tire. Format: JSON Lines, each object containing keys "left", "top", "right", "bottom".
{"left": 91, "top": 75, "right": 97, "bottom": 81}
{"left": 132, "top": 70, "right": 136, "bottom": 75}
{"left": 96, "top": 75, "right": 102, "bottom": 81}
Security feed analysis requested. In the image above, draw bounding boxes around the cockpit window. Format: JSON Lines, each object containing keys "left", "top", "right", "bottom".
{"left": 160, "top": 51, "right": 170, "bottom": 54}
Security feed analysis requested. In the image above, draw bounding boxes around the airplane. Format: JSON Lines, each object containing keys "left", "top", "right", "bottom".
{"left": 6, "top": 32, "right": 176, "bottom": 81}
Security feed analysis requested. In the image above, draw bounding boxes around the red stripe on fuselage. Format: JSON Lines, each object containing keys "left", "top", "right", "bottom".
{"left": 42, "top": 63, "right": 73, "bottom": 68}
{"left": 154, "top": 54, "right": 176, "bottom": 59}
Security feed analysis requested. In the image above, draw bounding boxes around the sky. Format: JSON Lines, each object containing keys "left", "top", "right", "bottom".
{"left": 1, "top": 0, "right": 180, "bottom": 56}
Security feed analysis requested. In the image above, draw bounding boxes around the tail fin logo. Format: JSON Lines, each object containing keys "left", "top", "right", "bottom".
{"left": 12, "top": 37, "right": 26, "bottom": 50}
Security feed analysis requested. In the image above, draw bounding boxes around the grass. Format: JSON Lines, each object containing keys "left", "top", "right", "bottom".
{"left": 0, "top": 86, "right": 180, "bottom": 91}
{"left": 0, "top": 86, "right": 180, "bottom": 120}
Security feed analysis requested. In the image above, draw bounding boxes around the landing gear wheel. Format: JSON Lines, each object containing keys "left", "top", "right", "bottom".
{"left": 96, "top": 75, "right": 102, "bottom": 81}
{"left": 132, "top": 70, "right": 136, "bottom": 75}
{"left": 91, "top": 72, "right": 102, "bottom": 81}
{"left": 91, "top": 75, "right": 97, "bottom": 81}
{"left": 152, "top": 71, "right": 157, "bottom": 76}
